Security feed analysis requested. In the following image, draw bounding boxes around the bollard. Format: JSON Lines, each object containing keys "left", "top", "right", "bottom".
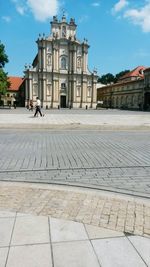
{"left": 58, "top": 105, "right": 60, "bottom": 109}
{"left": 69, "top": 105, "right": 71, "bottom": 109}
{"left": 86, "top": 105, "right": 88, "bottom": 110}
{"left": 46, "top": 105, "right": 48, "bottom": 109}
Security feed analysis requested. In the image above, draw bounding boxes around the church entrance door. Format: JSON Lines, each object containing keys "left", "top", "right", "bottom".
{"left": 60, "top": 95, "right": 66, "bottom": 108}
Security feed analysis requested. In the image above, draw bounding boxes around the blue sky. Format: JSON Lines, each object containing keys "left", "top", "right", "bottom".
{"left": 1, "top": 0, "right": 150, "bottom": 77}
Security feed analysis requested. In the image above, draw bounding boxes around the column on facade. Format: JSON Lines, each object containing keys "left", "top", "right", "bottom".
{"left": 91, "top": 82, "right": 96, "bottom": 107}
{"left": 73, "top": 50, "right": 77, "bottom": 72}
{"left": 91, "top": 78, "right": 94, "bottom": 107}
{"left": 71, "top": 81, "right": 74, "bottom": 106}
{"left": 69, "top": 51, "right": 72, "bottom": 73}
{"left": 80, "top": 78, "right": 83, "bottom": 107}
{"left": 93, "top": 82, "right": 97, "bottom": 103}
{"left": 55, "top": 80, "right": 59, "bottom": 103}
{"left": 83, "top": 52, "right": 87, "bottom": 72}
{"left": 53, "top": 80, "right": 55, "bottom": 103}
{"left": 38, "top": 79, "right": 42, "bottom": 100}
{"left": 25, "top": 78, "right": 29, "bottom": 100}
{"left": 29, "top": 78, "right": 33, "bottom": 100}
{"left": 53, "top": 49, "right": 56, "bottom": 71}
{"left": 38, "top": 47, "right": 42, "bottom": 70}
{"left": 73, "top": 80, "right": 76, "bottom": 104}
{"left": 53, "top": 48, "right": 56, "bottom": 70}
{"left": 43, "top": 78, "right": 46, "bottom": 104}
{"left": 68, "top": 80, "right": 72, "bottom": 106}
{"left": 56, "top": 49, "right": 59, "bottom": 71}
{"left": 81, "top": 78, "right": 87, "bottom": 107}
{"left": 51, "top": 79, "right": 54, "bottom": 108}
{"left": 69, "top": 80, "right": 74, "bottom": 107}
{"left": 43, "top": 45, "right": 46, "bottom": 70}
{"left": 82, "top": 44, "right": 88, "bottom": 74}
{"left": 82, "top": 52, "right": 86, "bottom": 73}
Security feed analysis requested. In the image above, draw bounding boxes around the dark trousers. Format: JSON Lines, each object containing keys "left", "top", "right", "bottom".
{"left": 34, "top": 106, "right": 42, "bottom": 117}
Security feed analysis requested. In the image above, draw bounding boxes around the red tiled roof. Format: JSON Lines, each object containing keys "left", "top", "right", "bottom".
{"left": 8, "top": 76, "right": 24, "bottom": 91}
{"left": 120, "top": 66, "right": 147, "bottom": 80}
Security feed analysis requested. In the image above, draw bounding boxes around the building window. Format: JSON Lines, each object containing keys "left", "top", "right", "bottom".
{"left": 61, "top": 83, "right": 66, "bottom": 89}
{"left": 61, "top": 56, "right": 67, "bottom": 69}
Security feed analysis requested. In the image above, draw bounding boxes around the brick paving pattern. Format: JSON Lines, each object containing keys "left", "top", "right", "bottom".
{"left": 0, "top": 182, "right": 149, "bottom": 237}
{"left": 0, "top": 130, "right": 150, "bottom": 197}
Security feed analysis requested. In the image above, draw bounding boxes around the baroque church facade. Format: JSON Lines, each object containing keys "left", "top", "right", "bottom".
{"left": 24, "top": 15, "right": 97, "bottom": 108}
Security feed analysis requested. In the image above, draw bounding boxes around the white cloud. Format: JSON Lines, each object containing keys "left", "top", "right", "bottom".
{"left": 27, "top": 0, "right": 59, "bottom": 21}
{"left": 124, "top": 2, "right": 150, "bottom": 32}
{"left": 2, "top": 16, "right": 11, "bottom": 23}
{"left": 11, "top": 0, "right": 59, "bottom": 22}
{"left": 11, "top": 0, "right": 28, "bottom": 16}
{"left": 16, "top": 6, "right": 26, "bottom": 15}
{"left": 91, "top": 2, "right": 100, "bottom": 7}
{"left": 112, "top": 0, "right": 128, "bottom": 13}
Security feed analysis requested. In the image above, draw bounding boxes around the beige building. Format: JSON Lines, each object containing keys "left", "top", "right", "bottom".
{"left": 24, "top": 15, "right": 97, "bottom": 109}
{"left": 97, "top": 66, "right": 150, "bottom": 111}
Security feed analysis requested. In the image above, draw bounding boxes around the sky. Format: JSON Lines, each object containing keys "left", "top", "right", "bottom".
{"left": 1, "top": 0, "right": 150, "bottom": 77}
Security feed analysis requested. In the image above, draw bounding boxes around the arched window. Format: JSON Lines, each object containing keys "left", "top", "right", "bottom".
{"left": 61, "top": 57, "right": 67, "bottom": 69}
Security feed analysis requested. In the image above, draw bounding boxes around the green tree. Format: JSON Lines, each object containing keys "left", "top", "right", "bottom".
{"left": 98, "top": 70, "right": 130, "bottom": 85}
{"left": 0, "top": 41, "right": 8, "bottom": 68}
{"left": 114, "top": 70, "right": 130, "bottom": 83}
{"left": 98, "top": 73, "right": 115, "bottom": 85}
{"left": 0, "top": 41, "right": 9, "bottom": 95}
{"left": 0, "top": 69, "right": 10, "bottom": 95}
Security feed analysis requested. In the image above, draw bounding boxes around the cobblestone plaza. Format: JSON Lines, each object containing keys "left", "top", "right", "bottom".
{"left": 0, "top": 108, "right": 150, "bottom": 266}
{"left": 0, "top": 129, "right": 150, "bottom": 197}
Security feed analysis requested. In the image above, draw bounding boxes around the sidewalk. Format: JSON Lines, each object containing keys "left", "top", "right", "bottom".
{"left": 0, "top": 108, "right": 150, "bottom": 130}
{"left": 0, "top": 181, "right": 150, "bottom": 267}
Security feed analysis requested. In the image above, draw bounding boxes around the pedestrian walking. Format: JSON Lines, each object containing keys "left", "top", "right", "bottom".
{"left": 34, "top": 97, "right": 44, "bottom": 117}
